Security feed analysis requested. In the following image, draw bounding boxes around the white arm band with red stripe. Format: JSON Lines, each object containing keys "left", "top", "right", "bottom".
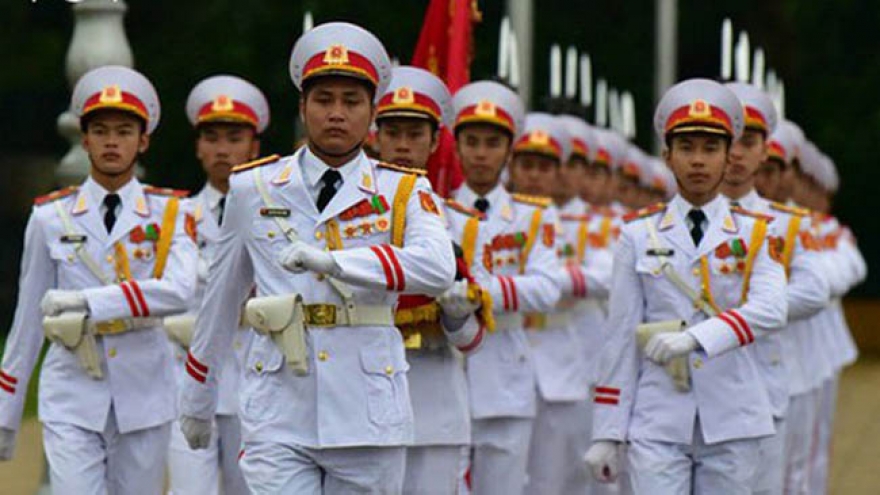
{"left": 593, "top": 386, "right": 621, "bottom": 406}
{"left": 185, "top": 351, "right": 209, "bottom": 384}
{"left": 687, "top": 309, "right": 755, "bottom": 358}
{"left": 488, "top": 276, "right": 520, "bottom": 312}
{"left": 567, "top": 266, "right": 588, "bottom": 298}
{"left": 0, "top": 370, "right": 18, "bottom": 395}
{"left": 84, "top": 280, "right": 152, "bottom": 321}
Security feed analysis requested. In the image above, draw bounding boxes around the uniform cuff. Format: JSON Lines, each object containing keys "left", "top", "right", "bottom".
{"left": 686, "top": 310, "right": 754, "bottom": 358}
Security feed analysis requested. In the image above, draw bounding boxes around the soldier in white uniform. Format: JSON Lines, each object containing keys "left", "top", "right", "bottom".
{"left": 373, "top": 65, "right": 485, "bottom": 494}
{"left": 178, "top": 22, "right": 456, "bottom": 494}
{"left": 447, "top": 81, "right": 561, "bottom": 495}
{"left": 0, "top": 66, "right": 198, "bottom": 494}
{"left": 166, "top": 74, "right": 268, "bottom": 495}
{"left": 721, "top": 82, "right": 831, "bottom": 495}
{"left": 506, "top": 113, "right": 611, "bottom": 494}
{"left": 584, "top": 78, "right": 789, "bottom": 494}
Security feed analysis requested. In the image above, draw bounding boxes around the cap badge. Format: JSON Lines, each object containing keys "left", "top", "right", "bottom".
{"left": 689, "top": 99, "right": 711, "bottom": 118}
{"left": 475, "top": 99, "right": 496, "bottom": 117}
{"left": 529, "top": 130, "right": 550, "bottom": 146}
{"left": 99, "top": 85, "right": 123, "bottom": 104}
{"left": 212, "top": 94, "right": 234, "bottom": 112}
{"left": 323, "top": 44, "right": 350, "bottom": 65}
{"left": 392, "top": 86, "right": 414, "bottom": 104}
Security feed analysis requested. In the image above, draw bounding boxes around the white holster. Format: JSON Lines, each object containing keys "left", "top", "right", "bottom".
{"left": 164, "top": 314, "right": 196, "bottom": 348}
{"left": 245, "top": 295, "right": 309, "bottom": 376}
{"left": 636, "top": 319, "right": 690, "bottom": 392}
{"left": 42, "top": 312, "right": 103, "bottom": 380}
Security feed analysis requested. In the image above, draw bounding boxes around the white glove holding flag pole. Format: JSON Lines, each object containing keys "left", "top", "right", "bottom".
{"left": 0, "top": 427, "right": 16, "bottom": 461}
{"left": 278, "top": 241, "right": 341, "bottom": 276}
{"left": 180, "top": 415, "right": 212, "bottom": 450}
{"left": 644, "top": 332, "right": 698, "bottom": 364}
{"left": 584, "top": 440, "right": 620, "bottom": 483}
{"left": 40, "top": 289, "right": 87, "bottom": 317}
{"left": 438, "top": 280, "right": 480, "bottom": 319}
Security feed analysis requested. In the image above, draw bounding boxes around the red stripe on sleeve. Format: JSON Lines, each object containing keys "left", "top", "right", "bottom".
{"left": 185, "top": 362, "right": 207, "bottom": 383}
{"left": 120, "top": 283, "right": 140, "bottom": 317}
{"left": 727, "top": 310, "right": 754, "bottom": 343}
{"left": 594, "top": 396, "right": 619, "bottom": 405}
{"left": 594, "top": 386, "right": 621, "bottom": 396}
{"left": 457, "top": 326, "right": 485, "bottom": 353}
{"left": 0, "top": 370, "right": 18, "bottom": 385}
{"left": 370, "top": 246, "right": 396, "bottom": 290}
{"left": 497, "top": 276, "right": 511, "bottom": 311}
{"left": 717, "top": 313, "right": 746, "bottom": 346}
{"left": 0, "top": 382, "right": 15, "bottom": 394}
{"left": 187, "top": 351, "right": 209, "bottom": 373}
{"left": 380, "top": 245, "right": 406, "bottom": 292}
{"left": 129, "top": 280, "right": 150, "bottom": 317}
{"left": 506, "top": 277, "right": 519, "bottom": 311}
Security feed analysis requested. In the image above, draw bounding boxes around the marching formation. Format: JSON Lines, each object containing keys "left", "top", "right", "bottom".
{"left": 0, "top": 20, "right": 866, "bottom": 495}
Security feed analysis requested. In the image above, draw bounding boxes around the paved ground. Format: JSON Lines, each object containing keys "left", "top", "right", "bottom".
{"left": 2, "top": 358, "right": 879, "bottom": 494}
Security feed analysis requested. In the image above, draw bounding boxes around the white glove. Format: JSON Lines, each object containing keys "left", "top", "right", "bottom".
{"left": 0, "top": 427, "right": 16, "bottom": 461}
{"left": 584, "top": 440, "right": 620, "bottom": 483}
{"left": 645, "top": 332, "right": 698, "bottom": 364}
{"left": 180, "top": 415, "right": 212, "bottom": 450}
{"left": 40, "top": 290, "right": 87, "bottom": 317}
{"left": 438, "top": 280, "right": 481, "bottom": 319}
{"left": 278, "top": 241, "right": 341, "bottom": 276}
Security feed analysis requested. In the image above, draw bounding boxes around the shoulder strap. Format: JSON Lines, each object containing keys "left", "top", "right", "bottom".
{"left": 575, "top": 219, "right": 589, "bottom": 264}
{"left": 518, "top": 208, "right": 544, "bottom": 274}
{"left": 390, "top": 174, "right": 418, "bottom": 248}
{"left": 152, "top": 197, "right": 179, "bottom": 279}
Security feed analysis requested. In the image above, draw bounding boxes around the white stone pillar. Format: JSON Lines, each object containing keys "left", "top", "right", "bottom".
{"left": 56, "top": 0, "right": 134, "bottom": 185}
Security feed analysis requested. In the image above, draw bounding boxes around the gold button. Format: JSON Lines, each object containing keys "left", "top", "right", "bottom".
{"left": 692, "top": 268, "right": 700, "bottom": 276}
{"left": 693, "top": 358, "right": 703, "bottom": 369}
{"left": 106, "top": 255, "right": 114, "bottom": 263}
{"left": 318, "top": 351, "right": 329, "bottom": 362}
{"left": 67, "top": 254, "right": 75, "bottom": 262}
{"left": 234, "top": 342, "right": 242, "bottom": 350}
{"left": 108, "top": 347, "right": 117, "bottom": 358}
{"left": 315, "top": 231, "right": 324, "bottom": 240}
{"left": 255, "top": 361, "right": 263, "bottom": 372}
{"left": 384, "top": 365, "right": 394, "bottom": 375}
{"left": 771, "top": 356, "right": 781, "bottom": 366}
{"left": 267, "top": 231, "right": 276, "bottom": 239}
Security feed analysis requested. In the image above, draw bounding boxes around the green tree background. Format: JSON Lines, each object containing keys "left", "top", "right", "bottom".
{"left": 0, "top": 0, "right": 876, "bottom": 334}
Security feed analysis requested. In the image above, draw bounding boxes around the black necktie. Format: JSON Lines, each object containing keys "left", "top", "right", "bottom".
{"left": 217, "top": 196, "right": 226, "bottom": 226}
{"left": 316, "top": 169, "right": 342, "bottom": 212}
{"left": 474, "top": 198, "right": 490, "bottom": 213}
{"left": 730, "top": 200, "right": 741, "bottom": 208}
{"left": 688, "top": 209, "right": 707, "bottom": 246}
{"left": 103, "top": 194, "right": 121, "bottom": 233}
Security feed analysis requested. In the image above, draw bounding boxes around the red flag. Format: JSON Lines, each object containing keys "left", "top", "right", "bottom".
{"left": 411, "top": 0, "right": 481, "bottom": 197}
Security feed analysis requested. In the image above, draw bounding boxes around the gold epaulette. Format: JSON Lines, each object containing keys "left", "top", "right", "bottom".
{"left": 445, "top": 199, "right": 485, "bottom": 219}
{"left": 376, "top": 161, "right": 427, "bottom": 176}
{"left": 511, "top": 193, "right": 551, "bottom": 208}
{"left": 34, "top": 186, "right": 78, "bottom": 206}
{"left": 231, "top": 154, "right": 281, "bottom": 174}
{"left": 143, "top": 185, "right": 190, "bottom": 198}
{"left": 770, "top": 202, "right": 809, "bottom": 217}
{"left": 560, "top": 213, "right": 590, "bottom": 222}
{"left": 731, "top": 205, "right": 774, "bottom": 222}
{"left": 623, "top": 202, "right": 666, "bottom": 223}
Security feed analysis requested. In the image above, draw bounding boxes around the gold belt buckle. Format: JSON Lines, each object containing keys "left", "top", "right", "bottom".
{"left": 306, "top": 304, "right": 337, "bottom": 327}
{"left": 524, "top": 313, "right": 547, "bottom": 330}
{"left": 95, "top": 320, "right": 128, "bottom": 335}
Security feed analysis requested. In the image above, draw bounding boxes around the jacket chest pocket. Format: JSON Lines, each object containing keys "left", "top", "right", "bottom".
{"left": 360, "top": 340, "right": 409, "bottom": 426}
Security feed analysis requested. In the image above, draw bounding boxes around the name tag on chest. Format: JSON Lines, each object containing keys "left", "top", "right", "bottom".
{"left": 260, "top": 207, "right": 290, "bottom": 218}
{"left": 60, "top": 234, "right": 87, "bottom": 244}
{"left": 646, "top": 248, "right": 674, "bottom": 257}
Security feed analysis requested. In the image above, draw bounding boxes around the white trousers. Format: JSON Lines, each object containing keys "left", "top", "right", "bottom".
{"left": 525, "top": 399, "right": 591, "bottom": 495}
{"left": 626, "top": 418, "right": 761, "bottom": 495}
{"left": 808, "top": 376, "right": 839, "bottom": 495}
{"left": 784, "top": 390, "right": 818, "bottom": 495}
{"left": 43, "top": 412, "right": 170, "bottom": 495}
{"left": 470, "top": 417, "right": 534, "bottom": 495}
{"left": 238, "top": 440, "right": 406, "bottom": 494}
{"left": 404, "top": 445, "right": 465, "bottom": 494}
{"left": 167, "top": 414, "right": 248, "bottom": 495}
{"left": 753, "top": 417, "right": 787, "bottom": 495}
